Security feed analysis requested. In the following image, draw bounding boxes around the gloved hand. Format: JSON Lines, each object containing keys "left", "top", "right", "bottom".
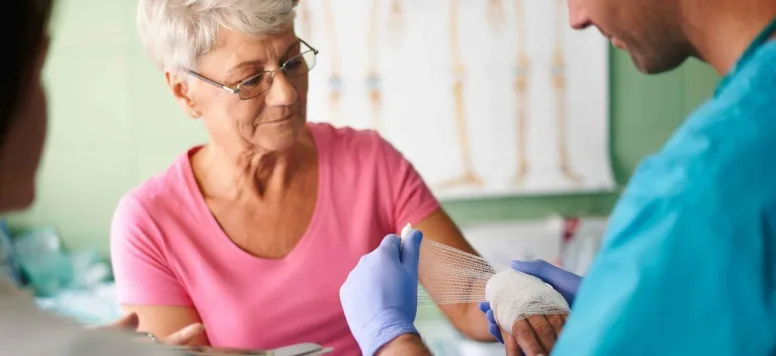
{"left": 339, "top": 231, "right": 423, "bottom": 355}
{"left": 479, "top": 259, "right": 582, "bottom": 344}
{"left": 511, "top": 260, "right": 581, "bottom": 305}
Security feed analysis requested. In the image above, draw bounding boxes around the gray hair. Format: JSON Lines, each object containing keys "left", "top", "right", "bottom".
{"left": 137, "top": 0, "right": 298, "bottom": 71}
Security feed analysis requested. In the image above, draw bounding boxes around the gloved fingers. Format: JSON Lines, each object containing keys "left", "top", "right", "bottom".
{"left": 481, "top": 302, "right": 502, "bottom": 343}
{"left": 512, "top": 319, "right": 548, "bottom": 356}
{"left": 400, "top": 229, "right": 423, "bottom": 274}
{"left": 378, "top": 234, "right": 402, "bottom": 256}
{"left": 489, "top": 323, "right": 504, "bottom": 344}
{"left": 486, "top": 309, "right": 497, "bottom": 324}
{"left": 510, "top": 259, "right": 552, "bottom": 277}
{"left": 478, "top": 301, "right": 491, "bottom": 313}
{"left": 511, "top": 259, "right": 580, "bottom": 305}
{"left": 526, "top": 315, "right": 557, "bottom": 353}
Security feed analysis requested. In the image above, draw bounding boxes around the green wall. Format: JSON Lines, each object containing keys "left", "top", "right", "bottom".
{"left": 6, "top": 1, "right": 720, "bottom": 255}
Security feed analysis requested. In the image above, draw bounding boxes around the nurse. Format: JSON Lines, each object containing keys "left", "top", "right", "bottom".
{"left": 339, "top": 0, "right": 776, "bottom": 354}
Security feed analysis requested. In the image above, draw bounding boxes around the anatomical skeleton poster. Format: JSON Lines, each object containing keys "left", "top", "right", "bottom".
{"left": 297, "top": 0, "right": 615, "bottom": 200}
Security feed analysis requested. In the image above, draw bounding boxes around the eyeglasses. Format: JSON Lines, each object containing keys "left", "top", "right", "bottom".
{"left": 187, "top": 38, "right": 319, "bottom": 100}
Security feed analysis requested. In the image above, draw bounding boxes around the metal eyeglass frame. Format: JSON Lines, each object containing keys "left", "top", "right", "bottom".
{"left": 187, "top": 38, "right": 319, "bottom": 100}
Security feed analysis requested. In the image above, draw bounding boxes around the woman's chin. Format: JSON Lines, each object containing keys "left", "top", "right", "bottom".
{"left": 251, "top": 121, "right": 303, "bottom": 152}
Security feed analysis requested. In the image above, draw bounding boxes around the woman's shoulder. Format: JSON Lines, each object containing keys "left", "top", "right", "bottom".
{"left": 308, "top": 122, "right": 395, "bottom": 158}
{"left": 114, "top": 148, "right": 198, "bottom": 221}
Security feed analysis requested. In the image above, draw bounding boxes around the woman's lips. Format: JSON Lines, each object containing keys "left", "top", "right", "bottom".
{"left": 262, "top": 114, "right": 294, "bottom": 125}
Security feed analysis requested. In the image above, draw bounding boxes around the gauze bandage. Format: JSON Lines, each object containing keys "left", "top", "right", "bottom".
{"left": 401, "top": 224, "right": 569, "bottom": 333}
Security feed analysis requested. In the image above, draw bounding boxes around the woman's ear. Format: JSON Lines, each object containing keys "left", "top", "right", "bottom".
{"left": 165, "top": 71, "right": 200, "bottom": 119}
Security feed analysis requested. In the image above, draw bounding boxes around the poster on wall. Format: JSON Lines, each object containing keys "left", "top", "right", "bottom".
{"left": 297, "top": 0, "right": 615, "bottom": 200}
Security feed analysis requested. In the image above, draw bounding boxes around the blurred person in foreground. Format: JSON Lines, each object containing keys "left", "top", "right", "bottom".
{"left": 0, "top": 1, "right": 205, "bottom": 355}
{"left": 339, "top": 0, "right": 776, "bottom": 354}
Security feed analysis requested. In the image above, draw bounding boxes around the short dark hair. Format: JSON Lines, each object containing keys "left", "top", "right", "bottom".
{"left": 0, "top": 0, "right": 54, "bottom": 145}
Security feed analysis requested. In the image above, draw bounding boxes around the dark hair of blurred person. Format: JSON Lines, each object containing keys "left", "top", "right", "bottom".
{"left": 0, "top": 0, "right": 54, "bottom": 212}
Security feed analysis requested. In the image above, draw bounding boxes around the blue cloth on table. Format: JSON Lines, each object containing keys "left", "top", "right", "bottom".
{"left": 0, "top": 219, "right": 21, "bottom": 286}
{"left": 35, "top": 282, "right": 123, "bottom": 326}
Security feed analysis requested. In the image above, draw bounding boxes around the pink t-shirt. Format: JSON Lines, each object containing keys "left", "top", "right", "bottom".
{"left": 110, "top": 123, "right": 439, "bottom": 355}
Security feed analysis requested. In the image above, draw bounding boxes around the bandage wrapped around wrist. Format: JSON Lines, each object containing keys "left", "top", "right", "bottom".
{"left": 401, "top": 224, "right": 569, "bottom": 333}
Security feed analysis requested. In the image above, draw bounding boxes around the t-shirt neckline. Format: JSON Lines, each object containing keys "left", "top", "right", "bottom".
{"left": 178, "top": 124, "right": 329, "bottom": 265}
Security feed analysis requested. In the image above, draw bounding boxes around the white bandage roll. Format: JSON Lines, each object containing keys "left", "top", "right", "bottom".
{"left": 403, "top": 222, "right": 570, "bottom": 326}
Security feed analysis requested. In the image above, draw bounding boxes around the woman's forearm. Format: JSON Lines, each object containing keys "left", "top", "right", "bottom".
{"left": 439, "top": 302, "right": 495, "bottom": 341}
{"left": 122, "top": 305, "right": 209, "bottom": 346}
{"left": 413, "top": 210, "right": 494, "bottom": 341}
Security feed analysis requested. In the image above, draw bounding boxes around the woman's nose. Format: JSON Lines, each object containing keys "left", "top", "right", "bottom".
{"left": 265, "top": 71, "right": 298, "bottom": 106}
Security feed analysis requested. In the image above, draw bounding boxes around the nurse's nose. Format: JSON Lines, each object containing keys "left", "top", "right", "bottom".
{"left": 566, "top": 0, "right": 593, "bottom": 30}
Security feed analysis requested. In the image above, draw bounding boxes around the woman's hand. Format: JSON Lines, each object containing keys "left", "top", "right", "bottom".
{"left": 479, "top": 260, "right": 582, "bottom": 355}
{"left": 480, "top": 302, "right": 568, "bottom": 356}
{"left": 102, "top": 312, "right": 206, "bottom": 345}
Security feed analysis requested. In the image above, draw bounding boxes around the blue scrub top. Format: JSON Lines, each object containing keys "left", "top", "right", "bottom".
{"left": 553, "top": 41, "right": 776, "bottom": 355}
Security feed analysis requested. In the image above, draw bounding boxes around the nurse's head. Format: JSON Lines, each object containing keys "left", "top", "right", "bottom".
{"left": 566, "top": 0, "right": 694, "bottom": 74}
{"left": 0, "top": 0, "right": 54, "bottom": 213}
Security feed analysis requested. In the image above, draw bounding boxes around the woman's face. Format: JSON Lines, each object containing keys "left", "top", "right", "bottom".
{"left": 0, "top": 42, "right": 48, "bottom": 213}
{"left": 175, "top": 28, "right": 308, "bottom": 154}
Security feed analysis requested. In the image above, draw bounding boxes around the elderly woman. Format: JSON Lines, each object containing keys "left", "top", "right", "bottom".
{"left": 109, "top": 0, "right": 494, "bottom": 353}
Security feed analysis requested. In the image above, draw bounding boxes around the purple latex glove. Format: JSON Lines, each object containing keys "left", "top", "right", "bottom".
{"left": 339, "top": 232, "right": 422, "bottom": 355}
{"left": 479, "top": 259, "right": 582, "bottom": 344}
{"left": 511, "top": 260, "right": 581, "bottom": 305}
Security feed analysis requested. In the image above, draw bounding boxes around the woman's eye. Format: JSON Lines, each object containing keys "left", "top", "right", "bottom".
{"left": 242, "top": 74, "right": 262, "bottom": 87}
{"left": 285, "top": 58, "right": 303, "bottom": 70}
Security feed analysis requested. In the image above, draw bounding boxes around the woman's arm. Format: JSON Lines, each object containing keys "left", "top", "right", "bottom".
{"left": 122, "top": 305, "right": 209, "bottom": 346}
{"left": 414, "top": 208, "right": 493, "bottom": 341}
{"left": 111, "top": 194, "right": 208, "bottom": 346}
{"left": 371, "top": 133, "right": 499, "bottom": 341}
